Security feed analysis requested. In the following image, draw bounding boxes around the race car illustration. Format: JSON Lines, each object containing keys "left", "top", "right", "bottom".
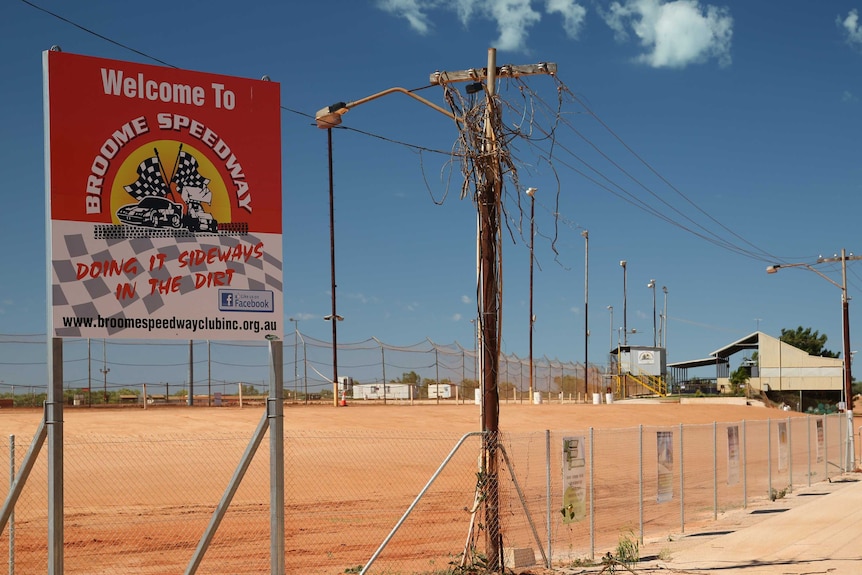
{"left": 180, "top": 185, "right": 219, "bottom": 232}
{"left": 116, "top": 196, "right": 184, "bottom": 229}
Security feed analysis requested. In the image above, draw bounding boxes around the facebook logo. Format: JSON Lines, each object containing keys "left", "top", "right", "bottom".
{"left": 218, "top": 289, "right": 274, "bottom": 312}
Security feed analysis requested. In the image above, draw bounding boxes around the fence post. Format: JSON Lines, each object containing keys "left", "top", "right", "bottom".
{"left": 713, "top": 421, "right": 717, "bottom": 520}
{"left": 9, "top": 434, "right": 14, "bottom": 575}
{"left": 807, "top": 415, "right": 811, "bottom": 487}
{"left": 767, "top": 418, "right": 772, "bottom": 499}
{"left": 824, "top": 414, "right": 828, "bottom": 480}
{"left": 787, "top": 416, "right": 793, "bottom": 493}
{"left": 638, "top": 424, "right": 644, "bottom": 545}
{"left": 589, "top": 427, "right": 595, "bottom": 561}
{"left": 742, "top": 420, "right": 747, "bottom": 509}
{"left": 545, "top": 430, "right": 551, "bottom": 567}
{"left": 679, "top": 423, "right": 684, "bottom": 534}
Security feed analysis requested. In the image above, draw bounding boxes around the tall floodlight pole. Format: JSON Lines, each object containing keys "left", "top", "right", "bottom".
{"left": 327, "top": 128, "right": 339, "bottom": 406}
{"left": 647, "top": 279, "right": 657, "bottom": 347}
{"left": 582, "top": 230, "right": 589, "bottom": 401}
{"left": 526, "top": 187, "right": 537, "bottom": 403}
{"left": 620, "top": 261, "right": 628, "bottom": 345}
{"left": 315, "top": 50, "right": 556, "bottom": 571}
{"left": 767, "top": 248, "right": 862, "bottom": 471}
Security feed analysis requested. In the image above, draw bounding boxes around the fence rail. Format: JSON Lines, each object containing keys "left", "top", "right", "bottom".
{"left": 0, "top": 412, "right": 848, "bottom": 574}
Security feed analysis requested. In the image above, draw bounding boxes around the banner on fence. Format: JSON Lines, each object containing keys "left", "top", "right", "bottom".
{"left": 561, "top": 436, "right": 586, "bottom": 523}
{"left": 44, "top": 50, "right": 283, "bottom": 341}
{"left": 778, "top": 421, "right": 788, "bottom": 471}
{"left": 657, "top": 431, "right": 673, "bottom": 503}
{"left": 727, "top": 425, "right": 740, "bottom": 485}
{"left": 816, "top": 418, "right": 824, "bottom": 463}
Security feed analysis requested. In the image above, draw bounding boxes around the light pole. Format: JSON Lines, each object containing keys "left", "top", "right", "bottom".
{"left": 289, "top": 317, "right": 299, "bottom": 401}
{"left": 526, "top": 187, "right": 537, "bottom": 403}
{"left": 647, "top": 279, "right": 657, "bottom": 347}
{"left": 620, "top": 260, "right": 628, "bottom": 345}
{"left": 582, "top": 230, "right": 589, "bottom": 402}
{"left": 662, "top": 286, "right": 668, "bottom": 348}
{"left": 767, "top": 248, "right": 862, "bottom": 471}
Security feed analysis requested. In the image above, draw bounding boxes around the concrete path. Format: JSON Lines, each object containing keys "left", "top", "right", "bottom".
{"left": 561, "top": 472, "right": 862, "bottom": 574}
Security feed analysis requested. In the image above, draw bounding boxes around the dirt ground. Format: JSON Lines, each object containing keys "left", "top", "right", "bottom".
{"left": 0, "top": 400, "right": 825, "bottom": 574}
{"left": 0, "top": 399, "right": 800, "bottom": 438}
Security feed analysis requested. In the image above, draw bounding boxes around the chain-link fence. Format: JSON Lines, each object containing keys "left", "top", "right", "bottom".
{"left": 0, "top": 413, "right": 849, "bottom": 574}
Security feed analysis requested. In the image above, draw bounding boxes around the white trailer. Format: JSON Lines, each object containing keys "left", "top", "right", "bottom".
{"left": 427, "top": 383, "right": 453, "bottom": 399}
{"left": 353, "top": 383, "right": 412, "bottom": 400}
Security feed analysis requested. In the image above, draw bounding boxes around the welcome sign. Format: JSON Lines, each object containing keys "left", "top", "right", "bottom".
{"left": 44, "top": 50, "right": 283, "bottom": 341}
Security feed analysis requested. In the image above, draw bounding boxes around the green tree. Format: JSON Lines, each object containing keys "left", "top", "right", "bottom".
{"left": 780, "top": 326, "right": 839, "bottom": 357}
{"left": 728, "top": 366, "right": 749, "bottom": 396}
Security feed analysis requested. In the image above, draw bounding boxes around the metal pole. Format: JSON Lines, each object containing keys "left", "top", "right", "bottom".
{"left": 841, "top": 249, "right": 855, "bottom": 470}
{"left": 621, "top": 261, "right": 628, "bottom": 345}
{"left": 638, "top": 424, "right": 643, "bottom": 544}
{"left": 788, "top": 417, "right": 793, "bottom": 492}
{"left": 679, "top": 423, "right": 684, "bottom": 534}
{"left": 713, "top": 421, "right": 717, "bottom": 520}
{"left": 589, "top": 427, "right": 595, "bottom": 561}
{"left": 528, "top": 189, "right": 535, "bottom": 404}
{"left": 545, "top": 430, "right": 551, "bottom": 567}
{"left": 327, "top": 128, "right": 339, "bottom": 407}
{"left": 742, "top": 420, "right": 748, "bottom": 508}
{"left": 268, "top": 340, "right": 285, "bottom": 575}
{"left": 648, "top": 279, "right": 656, "bottom": 347}
{"left": 661, "top": 286, "right": 668, "bottom": 348}
{"left": 187, "top": 340, "right": 193, "bottom": 407}
{"left": 583, "top": 230, "right": 589, "bottom": 402}
{"left": 9, "top": 434, "right": 14, "bottom": 575}
{"left": 767, "top": 418, "right": 772, "bottom": 498}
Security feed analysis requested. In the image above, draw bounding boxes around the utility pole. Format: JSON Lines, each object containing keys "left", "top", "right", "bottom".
{"left": 431, "top": 48, "right": 556, "bottom": 572}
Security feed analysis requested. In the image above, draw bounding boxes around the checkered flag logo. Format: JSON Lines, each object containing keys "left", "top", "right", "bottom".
{"left": 123, "top": 156, "right": 170, "bottom": 200}
{"left": 172, "top": 151, "right": 210, "bottom": 190}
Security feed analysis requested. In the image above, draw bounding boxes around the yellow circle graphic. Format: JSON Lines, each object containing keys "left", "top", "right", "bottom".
{"left": 111, "top": 140, "right": 231, "bottom": 226}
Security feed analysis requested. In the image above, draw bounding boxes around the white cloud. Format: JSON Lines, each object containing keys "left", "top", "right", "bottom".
{"left": 452, "top": 313, "right": 463, "bottom": 321}
{"left": 601, "top": 0, "right": 733, "bottom": 68}
{"left": 377, "top": 0, "right": 586, "bottom": 52}
{"left": 461, "top": 294, "right": 471, "bottom": 304}
{"left": 377, "top": 0, "right": 435, "bottom": 34}
{"left": 842, "top": 90, "right": 857, "bottom": 102}
{"left": 546, "top": 0, "right": 587, "bottom": 38}
{"left": 838, "top": 9, "right": 862, "bottom": 45}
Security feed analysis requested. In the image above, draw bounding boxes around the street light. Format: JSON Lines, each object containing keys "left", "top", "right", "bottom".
{"left": 620, "top": 260, "right": 628, "bottom": 345}
{"left": 526, "top": 187, "right": 537, "bottom": 403}
{"left": 647, "top": 279, "right": 657, "bottom": 347}
{"left": 316, "top": 52, "right": 556, "bottom": 571}
{"left": 767, "top": 248, "right": 862, "bottom": 471}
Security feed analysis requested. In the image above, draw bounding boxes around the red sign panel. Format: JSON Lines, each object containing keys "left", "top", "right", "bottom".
{"left": 45, "top": 51, "right": 283, "bottom": 341}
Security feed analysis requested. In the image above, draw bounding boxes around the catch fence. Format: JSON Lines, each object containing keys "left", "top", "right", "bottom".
{"left": 0, "top": 411, "right": 850, "bottom": 574}
{"left": 0, "top": 333, "right": 594, "bottom": 404}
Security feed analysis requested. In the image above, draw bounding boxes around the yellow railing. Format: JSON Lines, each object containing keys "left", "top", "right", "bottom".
{"left": 614, "top": 370, "right": 667, "bottom": 397}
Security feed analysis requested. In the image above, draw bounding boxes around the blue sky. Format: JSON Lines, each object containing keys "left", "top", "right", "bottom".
{"left": 3, "top": 0, "right": 862, "bottom": 390}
